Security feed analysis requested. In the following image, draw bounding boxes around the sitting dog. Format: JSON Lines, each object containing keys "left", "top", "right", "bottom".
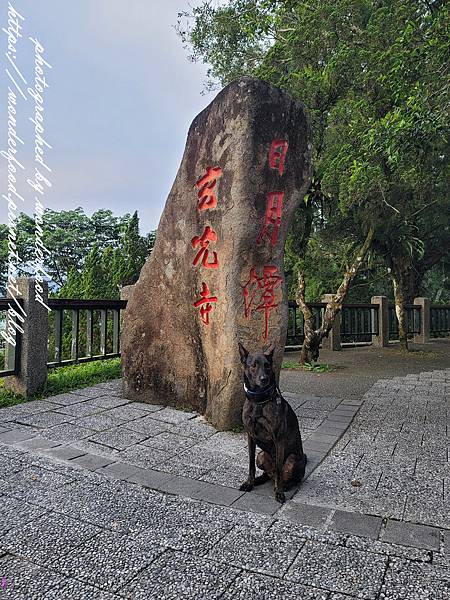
{"left": 238, "top": 342, "right": 307, "bottom": 503}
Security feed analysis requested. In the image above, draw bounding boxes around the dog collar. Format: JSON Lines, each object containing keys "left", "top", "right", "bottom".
{"left": 243, "top": 382, "right": 276, "bottom": 404}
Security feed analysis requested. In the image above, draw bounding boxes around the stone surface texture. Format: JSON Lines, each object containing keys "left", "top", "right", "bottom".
{"left": 121, "top": 77, "right": 311, "bottom": 429}
{"left": 0, "top": 368, "right": 449, "bottom": 598}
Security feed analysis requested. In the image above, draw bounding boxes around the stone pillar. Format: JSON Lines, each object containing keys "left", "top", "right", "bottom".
{"left": 413, "top": 297, "right": 430, "bottom": 343}
{"left": 120, "top": 285, "right": 135, "bottom": 302}
{"left": 371, "top": 296, "right": 389, "bottom": 347}
{"left": 320, "top": 294, "right": 341, "bottom": 351}
{"left": 4, "top": 278, "right": 49, "bottom": 396}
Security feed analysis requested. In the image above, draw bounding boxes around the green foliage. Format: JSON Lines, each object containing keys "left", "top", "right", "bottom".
{"left": 0, "top": 358, "right": 121, "bottom": 409}
{"left": 1, "top": 208, "right": 156, "bottom": 299}
{"left": 180, "top": 0, "right": 449, "bottom": 303}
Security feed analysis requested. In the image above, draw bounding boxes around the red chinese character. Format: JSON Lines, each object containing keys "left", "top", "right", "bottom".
{"left": 268, "top": 139, "right": 288, "bottom": 175}
{"left": 256, "top": 192, "right": 284, "bottom": 247}
{"left": 194, "top": 282, "right": 218, "bottom": 325}
{"left": 191, "top": 226, "right": 219, "bottom": 269}
{"left": 195, "top": 166, "right": 222, "bottom": 211}
{"left": 243, "top": 266, "right": 283, "bottom": 339}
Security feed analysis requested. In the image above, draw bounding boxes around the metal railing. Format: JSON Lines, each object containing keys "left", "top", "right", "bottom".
{"left": 286, "top": 301, "right": 379, "bottom": 346}
{"left": 47, "top": 299, "right": 127, "bottom": 368}
{"left": 388, "top": 304, "right": 421, "bottom": 341}
{"left": 0, "top": 299, "right": 22, "bottom": 376}
{"left": 341, "top": 303, "right": 379, "bottom": 344}
{"left": 430, "top": 305, "right": 450, "bottom": 337}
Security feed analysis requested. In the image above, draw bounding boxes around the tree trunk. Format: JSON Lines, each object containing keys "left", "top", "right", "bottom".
{"left": 297, "top": 227, "right": 374, "bottom": 364}
{"left": 392, "top": 274, "right": 408, "bottom": 350}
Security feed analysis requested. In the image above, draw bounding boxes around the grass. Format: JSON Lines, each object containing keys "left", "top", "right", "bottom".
{"left": 282, "top": 361, "right": 335, "bottom": 373}
{"left": 0, "top": 358, "right": 121, "bottom": 409}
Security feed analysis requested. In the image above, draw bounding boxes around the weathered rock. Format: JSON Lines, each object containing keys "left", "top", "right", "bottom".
{"left": 122, "top": 77, "right": 311, "bottom": 429}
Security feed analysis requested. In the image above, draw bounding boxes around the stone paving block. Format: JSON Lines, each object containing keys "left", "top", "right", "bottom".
{"left": 140, "top": 430, "right": 198, "bottom": 453}
{"left": 329, "top": 510, "right": 382, "bottom": 539}
{"left": 0, "top": 554, "right": 68, "bottom": 598}
{"left": 0, "top": 467, "right": 76, "bottom": 501}
{"left": 87, "top": 395, "right": 131, "bottom": 410}
{"left": 76, "top": 414, "right": 124, "bottom": 431}
{"left": 231, "top": 492, "right": 280, "bottom": 515}
{"left": 100, "top": 405, "right": 150, "bottom": 421}
{"left": 45, "top": 392, "right": 90, "bottom": 405}
{"left": 0, "top": 428, "right": 36, "bottom": 444}
{"left": 120, "top": 549, "right": 240, "bottom": 600}
{"left": 125, "top": 414, "right": 170, "bottom": 436}
{"left": 149, "top": 407, "right": 197, "bottom": 424}
{"left": 54, "top": 402, "right": 105, "bottom": 418}
{"left": 44, "top": 579, "right": 122, "bottom": 600}
{"left": 286, "top": 540, "right": 387, "bottom": 598}
{"left": 190, "top": 481, "right": 243, "bottom": 506}
{"left": 70, "top": 453, "right": 115, "bottom": 471}
{"left": 309, "top": 432, "right": 341, "bottom": 445}
{"left": 207, "top": 521, "right": 305, "bottom": 576}
{"left": 89, "top": 427, "right": 150, "bottom": 450}
{"left": 39, "top": 422, "right": 95, "bottom": 443}
{"left": 118, "top": 443, "right": 173, "bottom": 469}
{"left": 70, "top": 439, "right": 121, "bottom": 459}
{"left": 4, "top": 400, "right": 58, "bottom": 415}
{"left": 42, "top": 445, "right": 87, "bottom": 461}
{"left": 315, "top": 424, "right": 348, "bottom": 436}
{"left": 51, "top": 529, "right": 165, "bottom": 592}
{"left": 70, "top": 386, "right": 114, "bottom": 398}
{"left": 16, "top": 410, "right": 71, "bottom": 429}
{"left": 15, "top": 436, "right": 60, "bottom": 451}
{"left": 199, "top": 462, "right": 249, "bottom": 489}
{"left": 380, "top": 557, "right": 450, "bottom": 600}
{"left": 124, "top": 465, "right": 178, "bottom": 491}
{"left": 326, "top": 414, "right": 354, "bottom": 424}
{"left": 169, "top": 418, "right": 217, "bottom": 440}
{"left": 279, "top": 502, "right": 331, "bottom": 528}
{"left": 128, "top": 401, "right": 165, "bottom": 412}
{"left": 345, "top": 534, "right": 433, "bottom": 563}
{"left": 101, "top": 461, "right": 143, "bottom": 481}
{"left": 220, "top": 571, "right": 329, "bottom": 600}
{"left": 136, "top": 498, "right": 237, "bottom": 555}
{"left": 2, "top": 511, "right": 102, "bottom": 564}
{"left": 0, "top": 496, "right": 49, "bottom": 535}
{"left": 382, "top": 519, "right": 441, "bottom": 551}
{"left": 304, "top": 440, "right": 332, "bottom": 453}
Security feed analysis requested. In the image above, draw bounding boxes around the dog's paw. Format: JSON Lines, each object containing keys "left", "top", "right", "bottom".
{"left": 239, "top": 481, "right": 254, "bottom": 492}
{"left": 275, "top": 491, "right": 286, "bottom": 504}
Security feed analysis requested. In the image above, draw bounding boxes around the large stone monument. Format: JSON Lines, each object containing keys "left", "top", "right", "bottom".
{"left": 122, "top": 77, "right": 311, "bottom": 429}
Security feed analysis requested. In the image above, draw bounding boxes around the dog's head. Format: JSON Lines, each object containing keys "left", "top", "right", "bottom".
{"left": 238, "top": 342, "right": 275, "bottom": 390}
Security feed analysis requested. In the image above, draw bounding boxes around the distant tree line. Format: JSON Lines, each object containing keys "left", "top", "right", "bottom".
{"left": 0, "top": 209, "right": 155, "bottom": 299}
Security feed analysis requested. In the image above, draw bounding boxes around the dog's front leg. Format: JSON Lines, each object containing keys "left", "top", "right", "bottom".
{"left": 239, "top": 434, "right": 256, "bottom": 492}
{"left": 274, "top": 440, "right": 286, "bottom": 504}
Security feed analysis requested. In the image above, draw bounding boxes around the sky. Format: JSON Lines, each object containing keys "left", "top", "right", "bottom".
{"left": 0, "top": 0, "right": 217, "bottom": 234}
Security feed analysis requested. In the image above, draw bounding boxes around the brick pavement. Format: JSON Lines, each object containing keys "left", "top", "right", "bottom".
{"left": 0, "top": 370, "right": 449, "bottom": 598}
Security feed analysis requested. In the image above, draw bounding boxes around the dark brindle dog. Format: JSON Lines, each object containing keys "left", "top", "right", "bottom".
{"left": 238, "top": 342, "right": 307, "bottom": 503}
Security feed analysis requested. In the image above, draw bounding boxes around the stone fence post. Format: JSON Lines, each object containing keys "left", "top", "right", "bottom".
{"left": 413, "top": 297, "right": 430, "bottom": 343}
{"left": 120, "top": 285, "right": 135, "bottom": 302}
{"left": 321, "top": 294, "right": 341, "bottom": 351}
{"left": 4, "top": 278, "right": 49, "bottom": 396}
{"left": 371, "top": 296, "right": 389, "bottom": 347}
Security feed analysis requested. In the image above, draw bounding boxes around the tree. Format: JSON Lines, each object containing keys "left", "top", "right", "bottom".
{"left": 114, "top": 211, "right": 149, "bottom": 287}
{"left": 179, "top": 0, "right": 449, "bottom": 359}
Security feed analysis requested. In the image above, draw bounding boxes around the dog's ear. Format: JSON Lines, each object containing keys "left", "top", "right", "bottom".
{"left": 238, "top": 342, "right": 249, "bottom": 364}
{"left": 264, "top": 342, "right": 276, "bottom": 362}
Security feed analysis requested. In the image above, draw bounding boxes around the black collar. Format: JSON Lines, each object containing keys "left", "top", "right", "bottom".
{"left": 243, "top": 381, "right": 276, "bottom": 404}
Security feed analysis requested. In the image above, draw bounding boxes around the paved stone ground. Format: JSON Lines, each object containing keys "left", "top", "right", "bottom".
{"left": 0, "top": 369, "right": 449, "bottom": 598}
